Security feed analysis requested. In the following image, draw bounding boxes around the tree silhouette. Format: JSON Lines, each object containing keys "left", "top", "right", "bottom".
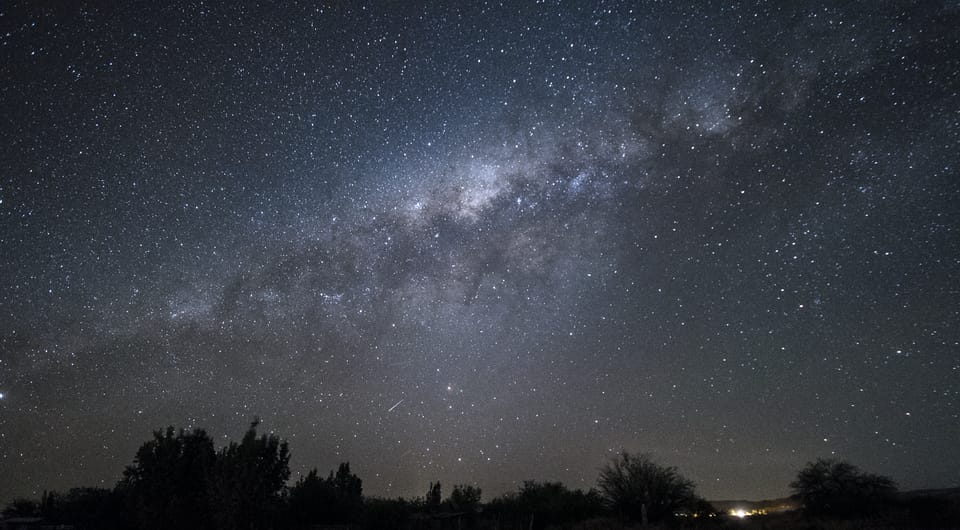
{"left": 362, "top": 498, "right": 415, "bottom": 530}
{"left": 597, "top": 452, "right": 699, "bottom": 524}
{"left": 330, "top": 461, "right": 364, "bottom": 519}
{"left": 289, "top": 469, "right": 335, "bottom": 525}
{"left": 426, "top": 481, "right": 442, "bottom": 511}
{"left": 289, "top": 462, "right": 363, "bottom": 524}
{"left": 121, "top": 427, "right": 216, "bottom": 530}
{"left": 487, "top": 481, "right": 604, "bottom": 530}
{"left": 208, "top": 419, "right": 291, "bottom": 530}
{"left": 790, "top": 458, "right": 897, "bottom": 517}
{"left": 447, "top": 484, "right": 482, "bottom": 513}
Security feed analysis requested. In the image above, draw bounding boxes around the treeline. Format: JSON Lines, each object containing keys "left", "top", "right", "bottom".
{"left": 3, "top": 421, "right": 620, "bottom": 530}
{"left": 4, "top": 420, "right": 957, "bottom": 529}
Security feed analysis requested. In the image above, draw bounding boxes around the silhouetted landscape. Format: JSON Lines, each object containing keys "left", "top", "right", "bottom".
{"left": 3, "top": 421, "right": 959, "bottom": 530}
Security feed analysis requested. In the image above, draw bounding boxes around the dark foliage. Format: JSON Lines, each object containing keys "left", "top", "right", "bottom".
{"left": 426, "top": 481, "right": 443, "bottom": 511}
{"left": 208, "top": 420, "right": 291, "bottom": 530}
{"left": 903, "top": 494, "right": 960, "bottom": 527}
{"left": 2, "top": 498, "right": 39, "bottom": 517}
{"left": 790, "top": 458, "right": 897, "bottom": 518}
{"left": 288, "top": 462, "right": 363, "bottom": 525}
{"left": 41, "top": 488, "right": 129, "bottom": 530}
{"left": 597, "top": 451, "right": 701, "bottom": 524}
{"left": 446, "top": 484, "right": 482, "bottom": 513}
{"left": 361, "top": 497, "right": 416, "bottom": 530}
{"left": 486, "top": 481, "right": 605, "bottom": 530}
{"left": 116, "top": 419, "right": 289, "bottom": 530}
{"left": 121, "top": 427, "right": 216, "bottom": 529}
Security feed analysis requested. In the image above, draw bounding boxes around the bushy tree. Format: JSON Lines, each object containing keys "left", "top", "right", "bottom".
{"left": 208, "top": 419, "right": 290, "bottom": 530}
{"left": 11, "top": 420, "right": 298, "bottom": 530}
{"left": 447, "top": 484, "right": 482, "bottom": 512}
{"left": 597, "top": 452, "right": 699, "bottom": 524}
{"left": 121, "top": 427, "right": 216, "bottom": 530}
{"left": 425, "top": 481, "right": 442, "bottom": 510}
{"left": 487, "top": 481, "right": 605, "bottom": 530}
{"left": 289, "top": 469, "right": 335, "bottom": 525}
{"left": 790, "top": 458, "right": 897, "bottom": 517}
{"left": 289, "top": 462, "right": 363, "bottom": 525}
{"left": 330, "top": 461, "right": 364, "bottom": 518}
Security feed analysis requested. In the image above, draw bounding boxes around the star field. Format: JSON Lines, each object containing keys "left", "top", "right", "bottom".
{"left": 1, "top": 1, "right": 958, "bottom": 504}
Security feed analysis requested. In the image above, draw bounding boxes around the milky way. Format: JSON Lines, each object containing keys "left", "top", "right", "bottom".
{"left": 1, "top": 1, "right": 958, "bottom": 503}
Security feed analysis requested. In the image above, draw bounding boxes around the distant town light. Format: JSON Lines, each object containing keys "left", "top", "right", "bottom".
{"left": 729, "top": 507, "right": 768, "bottom": 518}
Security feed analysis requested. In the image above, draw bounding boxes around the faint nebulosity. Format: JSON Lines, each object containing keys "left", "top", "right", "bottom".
{"left": 0, "top": 1, "right": 958, "bottom": 504}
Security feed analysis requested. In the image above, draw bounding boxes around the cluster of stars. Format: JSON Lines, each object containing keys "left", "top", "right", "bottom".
{"left": 1, "top": 0, "right": 958, "bottom": 506}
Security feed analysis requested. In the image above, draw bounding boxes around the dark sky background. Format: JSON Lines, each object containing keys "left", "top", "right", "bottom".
{"left": 1, "top": 1, "right": 958, "bottom": 505}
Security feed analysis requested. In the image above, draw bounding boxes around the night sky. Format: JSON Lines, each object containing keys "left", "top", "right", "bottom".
{"left": 1, "top": 1, "right": 958, "bottom": 505}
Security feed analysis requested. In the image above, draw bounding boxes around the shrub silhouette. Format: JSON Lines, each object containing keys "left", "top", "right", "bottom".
{"left": 597, "top": 452, "right": 699, "bottom": 524}
{"left": 790, "top": 458, "right": 897, "bottom": 517}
